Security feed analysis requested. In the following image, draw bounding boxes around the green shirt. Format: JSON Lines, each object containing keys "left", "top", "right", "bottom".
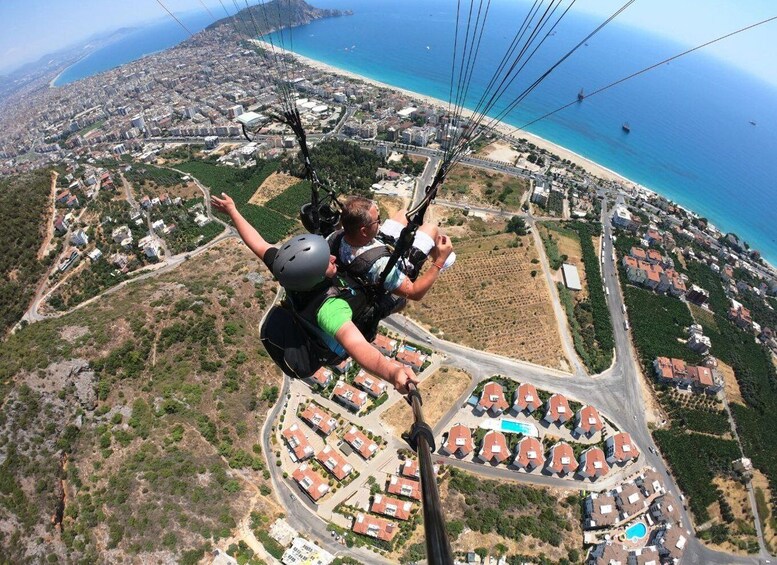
{"left": 317, "top": 297, "right": 353, "bottom": 338}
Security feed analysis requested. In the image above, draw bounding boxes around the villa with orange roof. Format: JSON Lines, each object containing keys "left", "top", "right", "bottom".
{"left": 477, "top": 430, "right": 509, "bottom": 465}
{"left": 353, "top": 369, "right": 389, "bottom": 398}
{"left": 343, "top": 426, "right": 379, "bottom": 459}
{"left": 545, "top": 442, "right": 578, "bottom": 476}
{"left": 308, "top": 366, "right": 333, "bottom": 388}
{"left": 513, "top": 436, "right": 544, "bottom": 471}
{"left": 652, "top": 357, "right": 718, "bottom": 392}
{"left": 577, "top": 447, "right": 610, "bottom": 480}
{"left": 332, "top": 380, "right": 368, "bottom": 412}
{"left": 605, "top": 432, "right": 640, "bottom": 465}
{"left": 513, "top": 383, "right": 541, "bottom": 414}
{"left": 401, "top": 459, "right": 420, "bottom": 479}
{"left": 543, "top": 393, "right": 572, "bottom": 425}
{"left": 574, "top": 405, "right": 603, "bottom": 438}
{"left": 396, "top": 348, "right": 425, "bottom": 372}
{"left": 316, "top": 445, "right": 353, "bottom": 481}
{"left": 281, "top": 423, "right": 314, "bottom": 462}
{"left": 387, "top": 475, "right": 421, "bottom": 500}
{"left": 371, "top": 494, "right": 413, "bottom": 521}
{"left": 292, "top": 464, "right": 329, "bottom": 502}
{"left": 372, "top": 334, "right": 398, "bottom": 357}
{"left": 299, "top": 404, "right": 338, "bottom": 436}
{"left": 476, "top": 381, "right": 509, "bottom": 416}
{"left": 441, "top": 424, "right": 474, "bottom": 458}
{"left": 352, "top": 513, "right": 398, "bottom": 542}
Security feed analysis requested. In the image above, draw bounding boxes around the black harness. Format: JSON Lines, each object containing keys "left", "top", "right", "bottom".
{"left": 328, "top": 230, "right": 393, "bottom": 300}
{"left": 260, "top": 274, "right": 386, "bottom": 379}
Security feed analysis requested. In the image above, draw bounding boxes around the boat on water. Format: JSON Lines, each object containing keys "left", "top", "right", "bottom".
{"left": 750, "top": 120, "right": 757, "bottom": 126}
{"left": 622, "top": 122, "right": 631, "bottom": 133}
{"left": 577, "top": 88, "right": 585, "bottom": 101}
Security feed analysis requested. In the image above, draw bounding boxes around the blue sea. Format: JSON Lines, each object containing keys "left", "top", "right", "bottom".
{"left": 55, "top": 1, "right": 777, "bottom": 264}
{"left": 53, "top": 10, "right": 222, "bottom": 86}
{"left": 266, "top": 0, "right": 777, "bottom": 265}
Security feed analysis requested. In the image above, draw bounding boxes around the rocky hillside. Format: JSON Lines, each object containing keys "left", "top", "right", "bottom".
{"left": 209, "top": 0, "right": 351, "bottom": 35}
{"left": 0, "top": 240, "right": 285, "bottom": 563}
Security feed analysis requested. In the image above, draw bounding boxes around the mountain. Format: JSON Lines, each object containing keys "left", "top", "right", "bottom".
{"left": 208, "top": 0, "right": 351, "bottom": 35}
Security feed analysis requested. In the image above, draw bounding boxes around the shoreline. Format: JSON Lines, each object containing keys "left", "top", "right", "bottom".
{"left": 254, "top": 39, "right": 777, "bottom": 272}
{"left": 255, "top": 39, "right": 641, "bottom": 188}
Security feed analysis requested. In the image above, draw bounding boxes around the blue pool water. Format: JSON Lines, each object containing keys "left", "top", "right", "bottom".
{"left": 625, "top": 522, "right": 647, "bottom": 540}
{"left": 480, "top": 418, "right": 539, "bottom": 437}
{"left": 501, "top": 420, "right": 535, "bottom": 435}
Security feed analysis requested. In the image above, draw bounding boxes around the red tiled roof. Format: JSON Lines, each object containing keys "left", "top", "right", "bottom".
{"left": 606, "top": 432, "right": 639, "bottom": 464}
{"left": 352, "top": 513, "right": 398, "bottom": 541}
{"left": 631, "top": 247, "right": 647, "bottom": 260}
{"left": 292, "top": 464, "right": 329, "bottom": 501}
{"left": 354, "top": 370, "right": 388, "bottom": 398}
{"left": 371, "top": 494, "right": 413, "bottom": 521}
{"left": 401, "top": 459, "right": 419, "bottom": 479}
{"left": 576, "top": 405, "right": 603, "bottom": 436}
{"left": 316, "top": 445, "right": 353, "bottom": 481}
{"left": 343, "top": 426, "right": 378, "bottom": 459}
{"left": 545, "top": 393, "right": 571, "bottom": 423}
{"left": 444, "top": 424, "right": 473, "bottom": 457}
{"left": 578, "top": 447, "right": 610, "bottom": 479}
{"left": 546, "top": 442, "right": 577, "bottom": 475}
{"left": 300, "top": 404, "right": 338, "bottom": 435}
{"left": 387, "top": 475, "right": 421, "bottom": 500}
{"left": 478, "top": 382, "right": 509, "bottom": 413}
{"left": 514, "top": 436, "right": 544, "bottom": 470}
{"left": 479, "top": 430, "right": 509, "bottom": 464}
{"left": 687, "top": 365, "right": 713, "bottom": 387}
{"left": 514, "top": 383, "right": 541, "bottom": 412}
{"left": 310, "top": 367, "right": 332, "bottom": 387}
{"left": 372, "top": 334, "right": 397, "bottom": 354}
{"left": 332, "top": 381, "right": 368, "bottom": 410}
{"left": 396, "top": 349, "right": 424, "bottom": 368}
{"left": 282, "top": 423, "right": 314, "bottom": 461}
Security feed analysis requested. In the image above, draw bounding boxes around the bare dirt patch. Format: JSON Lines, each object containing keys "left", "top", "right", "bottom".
{"left": 752, "top": 470, "right": 776, "bottom": 552}
{"left": 405, "top": 231, "right": 567, "bottom": 370}
{"left": 60, "top": 325, "right": 89, "bottom": 343}
{"left": 718, "top": 361, "right": 744, "bottom": 406}
{"left": 441, "top": 164, "right": 528, "bottom": 212}
{"left": 381, "top": 368, "right": 472, "bottom": 437}
{"left": 703, "top": 475, "right": 759, "bottom": 555}
{"left": 475, "top": 140, "right": 521, "bottom": 165}
{"left": 541, "top": 224, "right": 589, "bottom": 300}
{"left": 248, "top": 172, "right": 301, "bottom": 206}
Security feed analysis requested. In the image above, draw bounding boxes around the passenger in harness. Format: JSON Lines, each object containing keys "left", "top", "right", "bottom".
{"left": 328, "top": 196, "right": 456, "bottom": 311}
{"left": 211, "top": 192, "right": 419, "bottom": 393}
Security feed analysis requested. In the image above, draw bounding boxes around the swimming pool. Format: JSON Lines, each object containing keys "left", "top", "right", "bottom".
{"left": 625, "top": 521, "right": 647, "bottom": 540}
{"left": 480, "top": 418, "right": 539, "bottom": 437}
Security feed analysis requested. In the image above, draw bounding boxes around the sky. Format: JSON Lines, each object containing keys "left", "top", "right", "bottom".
{"left": 1, "top": 0, "right": 776, "bottom": 86}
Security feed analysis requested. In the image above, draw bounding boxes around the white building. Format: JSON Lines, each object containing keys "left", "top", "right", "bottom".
{"left": 70, "top": 229, "right": 89, "bottom": 247}
{"left": 281, "top": 537, "right": 334, "bottom": 565}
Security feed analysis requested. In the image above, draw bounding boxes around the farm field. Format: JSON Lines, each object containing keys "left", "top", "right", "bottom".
{"left": 380, "top": 367, "right": 471, "bottom": 436}
{"left": 405, "top": 230, "right": 568, "bottom": 370}
{"left": 440, "top": 164, "right": 528, "bottom": 211}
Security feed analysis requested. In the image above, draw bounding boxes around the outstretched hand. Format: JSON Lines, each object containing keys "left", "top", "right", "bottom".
{"left": 390, "top": 364, "right": 420, "bottom": 395}
{"left": 211, "top": 192, "right": 237, "bottom": 216}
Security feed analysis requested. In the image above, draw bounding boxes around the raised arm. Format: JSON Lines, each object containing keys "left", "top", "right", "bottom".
{"left": 393, "top": 235, "right": 453, "bottom": 301}
{"left": 211, "top": 192, "right": 273, "bottom": 260}
{"left": 335, "top": 321, "right": 419, "bottom": 394}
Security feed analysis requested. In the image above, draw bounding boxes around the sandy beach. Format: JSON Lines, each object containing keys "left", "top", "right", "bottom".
{"left": 254, "top": 39, "right": 646, "bottom": 190}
